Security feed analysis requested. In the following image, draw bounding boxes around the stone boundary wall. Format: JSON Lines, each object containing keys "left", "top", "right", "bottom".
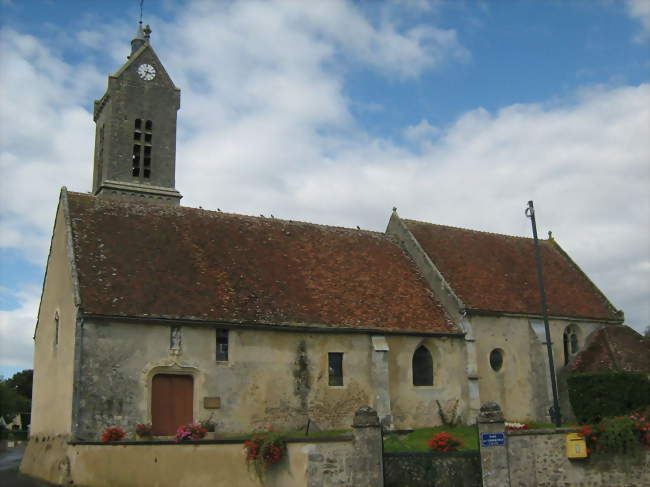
{"left": 478, "top": 401, "right": 650, "bottom": 487}
{"left": 507, "top": 428, "right": 650, "bottom": 487}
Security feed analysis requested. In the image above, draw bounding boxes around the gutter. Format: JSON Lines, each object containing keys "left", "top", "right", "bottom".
{"left": 80, "top": 312, "right": 465, "bottom": 339}
{"left": 461, "top": 307, "right": 624, "bottom": 324}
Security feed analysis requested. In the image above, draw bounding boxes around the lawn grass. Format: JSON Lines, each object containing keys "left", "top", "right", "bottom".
{"left": 383, "top": 425, "right": 479, "bottom": 452}
{"left": 214, "top": 428, "right": 352, "bottom": 441}
{"left": 525, "top": 421, "right": 578, "bottom": 429}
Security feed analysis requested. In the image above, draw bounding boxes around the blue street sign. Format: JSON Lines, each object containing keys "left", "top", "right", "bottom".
{"left": 480, "top": 432, "right": 506, "bottom": 447}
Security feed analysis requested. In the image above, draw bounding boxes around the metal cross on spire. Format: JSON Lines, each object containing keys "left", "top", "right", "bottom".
{"left": 139, "top": 0, "right": 144, "bottom": 25}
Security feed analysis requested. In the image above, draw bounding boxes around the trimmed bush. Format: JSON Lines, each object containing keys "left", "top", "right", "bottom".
{"left": 568, "top": 371, "right": 650, "bottom": 424}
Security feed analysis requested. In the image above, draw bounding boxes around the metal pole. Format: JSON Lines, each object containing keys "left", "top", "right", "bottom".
{"left": 525, "top": 201, "right": 562, "bottom": 427}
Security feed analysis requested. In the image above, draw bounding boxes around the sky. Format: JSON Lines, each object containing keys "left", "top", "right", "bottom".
{"left": 0, "top": 0, "right": 648, "bottom": 379}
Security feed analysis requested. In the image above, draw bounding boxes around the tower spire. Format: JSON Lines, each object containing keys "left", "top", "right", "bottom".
{"left": 131, "top": 22, "right": 146, "bottom": 54}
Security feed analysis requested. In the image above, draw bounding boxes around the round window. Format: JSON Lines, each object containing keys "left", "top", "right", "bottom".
{"left": 489, "top": 349, "right": 503, "bottom": 371}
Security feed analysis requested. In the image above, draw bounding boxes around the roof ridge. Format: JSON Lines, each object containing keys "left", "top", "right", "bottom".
{"left": 67, "top": 191, "right": 388, "bottom": 238}
{"left": 403, "top": 218, "right": 536, "bottom": 241}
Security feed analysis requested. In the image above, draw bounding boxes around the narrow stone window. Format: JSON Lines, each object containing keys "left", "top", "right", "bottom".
{"left": 563, "top": 325, "right": 579, "bottom": 365}
{"left": 216, "top": 329, "right": 229, "bottom": 361}
{"left": 328, "top": 352, "right": 343, "bottom": 386}
{"left": 132, "top": 119, "right": 153, "bottom": 179}
{"left": 412, "top": 346, "right": 433, "bottom": 385}
{"left": 570, "top": 333, "right": 578, "bottom": 354}
{"left": 54, "top": 311, "right": 59, "bottom": 347}
{"left": 489, "top": 349, "right": 503, "bottom": 372}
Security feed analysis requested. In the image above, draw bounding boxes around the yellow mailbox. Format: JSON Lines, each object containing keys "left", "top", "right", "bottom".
{"left": 566, "top": 433, "right": 588, "bottom": 459}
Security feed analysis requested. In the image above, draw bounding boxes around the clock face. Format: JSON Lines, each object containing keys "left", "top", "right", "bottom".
{"left": 137, "top": 63, "right": 156, "bottom": 81}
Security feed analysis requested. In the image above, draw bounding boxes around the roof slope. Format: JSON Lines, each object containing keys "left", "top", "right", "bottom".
{"left": 404, "top": 220, "right": 620, "bottom": 321}
{"left": 66, "top": 192, "right": 457, "bottom": 334}
{"left": 569, "top": 326, "right": 650, "bottom": 373}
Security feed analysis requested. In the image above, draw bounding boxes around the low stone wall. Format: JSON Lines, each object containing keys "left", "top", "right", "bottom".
{"left": 507, "top": 429, "right": 650, "bottom": 487}
{"left": 20, "top": 406, "right": 385, "bottom": 487}
{"left": 383, "top": 451, "right": 481, "bottom": 487}
{"left": 20, "top": 436, "right": 354, "bottom": 487}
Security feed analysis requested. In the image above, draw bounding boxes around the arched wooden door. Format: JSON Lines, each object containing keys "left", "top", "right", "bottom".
{"left": 151, "top": 374, "right": 193, "bottom": 435}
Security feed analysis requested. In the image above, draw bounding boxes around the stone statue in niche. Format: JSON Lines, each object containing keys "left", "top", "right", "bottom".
{"left": 170, "top": 326, "right": 182, "bottom": 355}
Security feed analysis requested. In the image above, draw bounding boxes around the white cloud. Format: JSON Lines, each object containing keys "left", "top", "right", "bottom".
{"left": 0, "top": 288, "right": 39, "bottom": 371}
{"left": 626, "top": 0, "right": 650, "bottom": 42}
{"left": 404, "top": 119, "right": 440, "bottom": 144}
{"left": 0, "top": 0, "right": 648, "bottom": 377}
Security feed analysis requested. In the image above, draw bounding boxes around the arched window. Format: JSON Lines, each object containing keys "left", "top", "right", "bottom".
{"left": 563, "top": 325, "right": 579, "bottom": 365}
{"left": 412, "top": 346, "right": 433, "bottom": 386}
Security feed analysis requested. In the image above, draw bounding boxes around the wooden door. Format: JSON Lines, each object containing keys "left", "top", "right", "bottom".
{"left": 151, "top": 374, "right": 193, "bottom": 435}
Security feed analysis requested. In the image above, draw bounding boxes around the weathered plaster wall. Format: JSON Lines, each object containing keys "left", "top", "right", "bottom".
{"left": 74, "top": 320, "right": 467, "bottom": 438}
{"left": 470, "top": 315, "right": 603, "bottom": 422}
{"left": 30, "top": 200, "right": 78, "bottom": 436}
{"left": 388, "top": 335, "right": 468, "bottom": 428}
{"left": 507, "top": 429, "right": 650, "bottom": 486}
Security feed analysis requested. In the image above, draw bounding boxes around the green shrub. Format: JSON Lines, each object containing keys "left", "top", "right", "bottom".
{"left": 568, "top": 371, "right": 650, "bottom": 424}
{"left": 578, "top": 414, "right": 649, "bottom": 455}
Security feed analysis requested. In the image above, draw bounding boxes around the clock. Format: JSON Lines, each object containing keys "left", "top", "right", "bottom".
{"left": 137, "top": 63, "right": 156, "bottom": 81}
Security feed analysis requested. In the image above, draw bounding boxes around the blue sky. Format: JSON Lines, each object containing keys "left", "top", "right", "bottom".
{"left": 1, "top": 0, "right": 649, "bottom": 379}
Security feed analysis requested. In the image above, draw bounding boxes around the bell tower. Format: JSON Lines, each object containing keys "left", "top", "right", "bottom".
{"left": 92, "top": 23, "right": 182, "bottom": 204}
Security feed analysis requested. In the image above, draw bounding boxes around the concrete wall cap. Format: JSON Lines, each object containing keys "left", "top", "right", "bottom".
{"left": 352, "top": 406, "right": 380, "bottom": 428}
{"left": 478, "top": 401, "right": 505, "bottom": 423}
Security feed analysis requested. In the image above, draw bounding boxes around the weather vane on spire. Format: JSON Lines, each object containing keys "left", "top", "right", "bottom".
{"left": 139, "top": 0, "right": 144, "bottom": 25}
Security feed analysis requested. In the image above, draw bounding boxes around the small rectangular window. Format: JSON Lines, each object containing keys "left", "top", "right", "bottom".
{"left": 135, "top": 119, "right": 142, "bottom": 129}
{"left": 54, "top": 312, "right": 60, "bottom": 347}
{"left": 216, "top": 329, "right": 229, "bottom": 361}
{"left": 145, "top": 120, "right": 153, "bottom": 130}
{"left": 145, "top": 133, "right": 152, "bottom": 143}
{"left": 132, "top": 167, "right": 140, "bottom": 176}
{"left": 144, "top": 146, "right": 151, "bottom": 156}
{"left": 328, "top": 352, "right": 343, "bottom": 386}
{"left": 134, "top": 132, "right": 141, "bottom": 141}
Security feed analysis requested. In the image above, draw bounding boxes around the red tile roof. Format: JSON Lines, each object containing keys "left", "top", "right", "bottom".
{"left": 66, "top": 192, "right": 458, "bottom": 334}
{"left": 404, "top": 220, "right": 621, "bottom": 321}
{"left": 569, "top": 326, "right": 650, "bottom": 373}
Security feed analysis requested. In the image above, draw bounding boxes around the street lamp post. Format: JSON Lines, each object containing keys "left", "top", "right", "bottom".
{"left": 525, "top": 200, "right": 562, "bottom": 427}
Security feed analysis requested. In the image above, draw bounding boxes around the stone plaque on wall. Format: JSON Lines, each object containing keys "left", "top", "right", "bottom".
{"left": 204, "top": 397, "right": 221, "bottom": 409}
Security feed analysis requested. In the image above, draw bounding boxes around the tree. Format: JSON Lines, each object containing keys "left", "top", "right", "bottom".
{"left": 0, "top": 381, "right": 30, "bottom": 424}
{"left": 6, "top": 369, "right": 33, "bottom": 400}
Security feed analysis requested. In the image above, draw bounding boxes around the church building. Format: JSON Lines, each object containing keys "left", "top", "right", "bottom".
{"left": 28, "top": 25, "right": 624, "bottom": 448}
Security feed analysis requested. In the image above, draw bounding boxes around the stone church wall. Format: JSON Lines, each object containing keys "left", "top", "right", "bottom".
{"left": 73, "top": 319, "right": 467, "bottom": 439}
{"left": 30, "top": 200, "right": 78, "bottom": 437}
{"left": 471, "top": 315, "right": 602, "bottom": 423}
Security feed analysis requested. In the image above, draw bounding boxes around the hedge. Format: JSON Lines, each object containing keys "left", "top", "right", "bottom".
{"left": 567, "top": 371, "right": 650, "bottom": 424}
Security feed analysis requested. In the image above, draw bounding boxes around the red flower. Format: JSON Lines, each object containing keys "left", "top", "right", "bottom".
{"left": 101, "top": 426, "right": 126, "bottom": 443}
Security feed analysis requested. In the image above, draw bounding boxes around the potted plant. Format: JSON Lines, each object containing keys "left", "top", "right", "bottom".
{"left": 243, "top": 427, "right": 286, "bottom": 482}
{"left": 200, "top": 418, "right": 216, "bottom": 439}
{"left": 175, "top": 423, "right": 208, "bottom": 442}
{"left": 135, "top": 423, "right": 153, "bottom": 440}
{"left": 101, "top": 426, "right": 126, "bottom": 443}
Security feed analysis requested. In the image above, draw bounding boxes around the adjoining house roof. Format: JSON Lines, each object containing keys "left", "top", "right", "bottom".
{"left": 569, "top": 325, "right": 650, "bottom": 373}
{"left": 65, "top": 192, "right": 458, "bottom": 334}
{"left": 403, "top": 220, "right": 621, "bottom": 322}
